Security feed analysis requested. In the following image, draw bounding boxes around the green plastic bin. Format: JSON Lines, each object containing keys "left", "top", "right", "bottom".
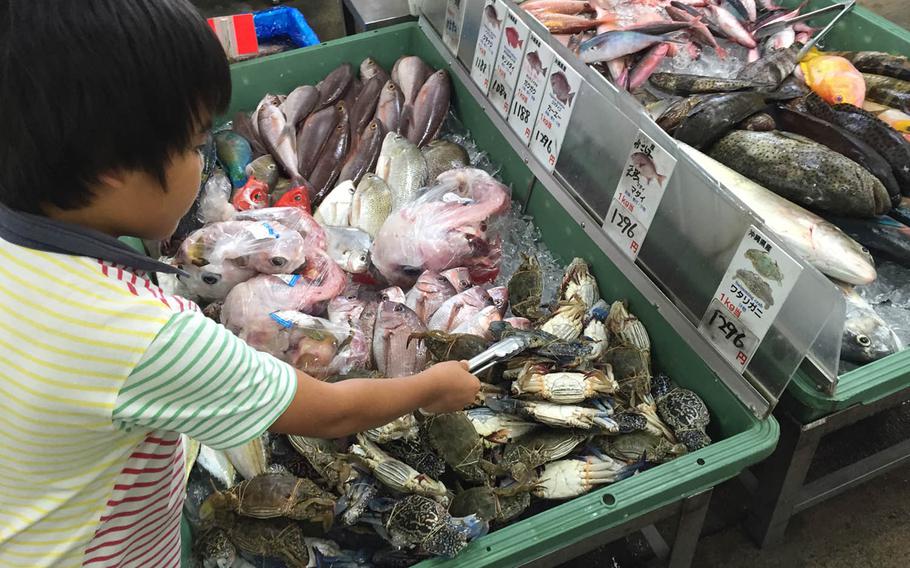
{"left": 182, "top": 22, "right": 778, "bottom": 566}
{"left": 782, "top": 1, "right": 910, "bottom": 421}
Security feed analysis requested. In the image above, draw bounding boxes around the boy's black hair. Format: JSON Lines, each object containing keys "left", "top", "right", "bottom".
{"left": 0, "top": 0, "right": 232, "bottom": 214}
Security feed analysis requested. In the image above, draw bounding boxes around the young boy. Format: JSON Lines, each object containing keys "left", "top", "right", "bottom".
{"left": 0, "top": 1, "right": 480, "bottom": 565}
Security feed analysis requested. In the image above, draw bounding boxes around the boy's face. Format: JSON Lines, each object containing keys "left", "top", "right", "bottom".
{"left": 110, "top": 128, "right": 209, "bottom": 241}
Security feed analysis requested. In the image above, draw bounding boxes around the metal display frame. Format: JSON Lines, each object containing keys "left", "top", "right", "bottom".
{"left": 743, "top": 387, "right": 910, "bottom": 547}
{"left": 419, "top": 0, "right": 847, "bottom": 416}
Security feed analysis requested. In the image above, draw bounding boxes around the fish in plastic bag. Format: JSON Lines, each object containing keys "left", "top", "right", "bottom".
{"left": 371, "top": 167, "right": 510, "bottom": 288}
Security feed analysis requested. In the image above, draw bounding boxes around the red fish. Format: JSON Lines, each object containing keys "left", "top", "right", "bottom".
{"left": 505, "top": 27, "right": 524, "bottom": 49}
{"left": 272, "top": 185, "right": 312, "bottom": 213}
{"left": 231, "top": 178, "right": 269, "bottom": 211}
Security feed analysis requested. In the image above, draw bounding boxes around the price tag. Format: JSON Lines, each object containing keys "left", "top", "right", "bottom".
{"left": 601, "top": 131, "right": 677, "bottom": 259}
{"left": 443, "top": 0, "right": 467, "bottom": 54}
{"left": 529, "top": 55, "right": 582, "bottom": 171}
{"left": 698, "top": 299, "right": 762, "bottom": 372}
{"left": 470, "top": 0, "right": 506, "bottom": 94}
{"left": 699, "top": 225, "right": 803, "bottom": 371}
{"left": 507, "top": 32, "right": 555, "bottom": 144}
{"left": 487, "top": 9, "right": 530, "bottom": 119}
{"left": 603, "top": 200, "right": 645, "bottom": 259}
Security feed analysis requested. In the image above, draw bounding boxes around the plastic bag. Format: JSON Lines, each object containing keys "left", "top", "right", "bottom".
{"left": 220, "top": 250, "right": 348, "bottom": 339}
{"left": 371, "top": 167, "right": 510, "bottom": 288}
{"left": 174, "top": 219, "right": 307, "bottom": 301}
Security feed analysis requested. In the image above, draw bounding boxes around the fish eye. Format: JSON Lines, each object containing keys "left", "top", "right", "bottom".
{"left": 271, "top": 257, "right": 288, "bottom": 267}
{"left": 394, "top": 304, "right": 404, "bottom": 312}
{"left": 857, "top": 335, "right": 871, "bottom": 346}
{"left": 202, "top": 273, "right": 220, "bottom": 286}
{"left": 293, "top": 194, "right": 303, "bottom": 202}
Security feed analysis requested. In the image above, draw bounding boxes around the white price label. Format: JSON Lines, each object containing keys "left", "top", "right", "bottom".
{"left": 507, "top": 32, "right": 555, "bottom": 144}
{"left": 603, "top": 200, "right": 645, "bottom": 259}
{"left": 443, "top": 0, "right": 467, "bottom": 54}
{"left": 529, "top": 55, "right": 582, "bottom": 171}
{"left": 698, "top": 299, "right": 762, "bottom": 372}
{"left": 700, "top": 225, "right": 803, "bottom": 371}
{"left": 614, "top": 131, "right": 676, "bottom": 227}
{"left": 470, "top": 0, "right": 506, "bottom": 94}
{"left": 487, "top": 9, "right": 530, "bottom": 119}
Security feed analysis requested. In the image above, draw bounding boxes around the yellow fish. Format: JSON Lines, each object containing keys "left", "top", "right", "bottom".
{"left": 800, "top": 49, "right": 866, "bottom": 106}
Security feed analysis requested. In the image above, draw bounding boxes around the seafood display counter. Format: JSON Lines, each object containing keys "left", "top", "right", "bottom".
{"left": 178, "top": 21, "right": 780, "bottom": 568}
{"left": 420, "top": 0, "right": 910, "bottom": 553}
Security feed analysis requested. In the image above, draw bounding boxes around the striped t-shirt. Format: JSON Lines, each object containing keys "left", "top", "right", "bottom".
{"left": 0, "top": 237, "right": 297, "bottom": 566}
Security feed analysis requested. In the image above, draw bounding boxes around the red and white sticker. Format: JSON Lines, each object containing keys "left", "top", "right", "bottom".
{"left": 487, "top": 9, "right": 530, "bottom": 119}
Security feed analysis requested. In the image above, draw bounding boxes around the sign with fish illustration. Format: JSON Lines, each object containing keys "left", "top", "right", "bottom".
{"left": 507, "top": 31, "right": 555, "bottom": 145}
{"left": 700, "top": 225, "right": 803, "bottom": 371}
{"left": 443, "top": 0, "right": 467, "bottom": 54}
{"left": 529, "top": 55, "right": 582, "bottom": 172}
{"left": 602, "top": 131, "right": 677, "bottom": 259}
{"left": 488, "top": 9, "right": 531, "bottom": 119}
{"left": 470, "top": 0, "right": 506, "bottom": 94}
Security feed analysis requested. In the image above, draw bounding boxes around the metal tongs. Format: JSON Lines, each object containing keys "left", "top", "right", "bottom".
{"left": 754, "top": 1, "right": 856, "bottom": 59}
{"left": 467, "top": 336, "right": 532, "bottom": 374}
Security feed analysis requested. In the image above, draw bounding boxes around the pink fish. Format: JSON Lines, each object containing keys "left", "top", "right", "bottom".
{"left": 627, "top": 43, "right": 670, "bottom": 91}
{"left": 442, "top": 267, "right": 473, "bottom": 293}
{"left": 428, "top": 286, "right": 494, "bottom": 333}
{"left": 486, "top": 286, "right": 509, "bottom": 317}
{"left": 706, "top": 4, "right": 757, "bottom": 48}
{"left": 406, "top": 270, "right": 457, "bottom": 323}
{"left": 664, "top": 6, "right": 726, "bottom": 58}
{"left": 371, "top": 168, "right": 510, "bottom": 288}
{"left": 629, "top": 152, "right": 666, "bottom": 186}
{"left": 506, "top": 27, "right": 524, "bottom": 49}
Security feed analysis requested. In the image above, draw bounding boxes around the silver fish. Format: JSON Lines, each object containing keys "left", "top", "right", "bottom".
{"left": 350, "top": 174, "right": 393, "bottom": 239}
{"left": 428, "top": 286, "right": 493, "bottom": 332}
{"left": 257, "top": 101, "right": 304, "bottom": 185}
{"left": 324, "top": 226, "right": 372, "bottom": 274}
{"left": 838, "top": 283, "right": 902, "bottom": 364}
{"left": 380, "top": 286, "right": 407, "bottom": 304}
{"left": 280, "top": 85, "right": 319, "bottom": 128}
{"left": 405, "top": 270, "right": 458, "bottom": 323}
{"left": 375, "top": 132, "right": 428, "bottom": 211}
{"left": 680, "top": 143, "right": 877, "bottom": 286}
{"left": 422, "top": 140, "right": 470, "bottom": 181}
{"left": 373, "top": 301, "right": 427, "bottom": 377}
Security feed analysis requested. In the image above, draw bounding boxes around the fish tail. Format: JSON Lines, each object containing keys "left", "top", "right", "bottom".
{"left": 568, "top": 91, "right": 576, "bottom": 106}
{"left": 656, "top": 173, "right": 666, "bottom": 186}
{"left": 518, "top": 38, "right": 524, "bottom": 49}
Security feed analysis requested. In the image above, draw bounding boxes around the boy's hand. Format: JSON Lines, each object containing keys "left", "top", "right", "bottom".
{"left": 419, "top": 361, "right": 482, "bottom": 414}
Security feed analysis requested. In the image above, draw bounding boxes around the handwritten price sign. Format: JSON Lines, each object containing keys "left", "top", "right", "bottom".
{"left": 507, "top": 31, "right": 554, "bottom": 144}
{"left": 529, "top": 55, "right": 581, "bottom": 171}
{"left": 698, "top": 299, "right": 760, "bottom": 372}
{"left": 603, "top": 200, "right": 644, "bottom": 258}
{"left": 470, "top": 0, "right": 506, "bottom": 94}
{"left": 443, "top": 0, "right": 467, "bottom": 54}
{"left": 487, "top": 9, "right": 530, "bottom": 119}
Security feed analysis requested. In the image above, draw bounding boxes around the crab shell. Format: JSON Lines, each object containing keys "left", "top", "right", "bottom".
{"left": 212, "top": 473, "right": 336, "bottom": 530}
{"left": 501, "top": 430, "right": 588, "bottom": 480}
{"left": 603, "top": 431, "right": 688, "bottom": 464}
{"left": 532, "top": 454, "right": 635, "bottom": 500}
{"left": 449, "top": 485, "right": 532, "bottom": 524}
{"left": 424, "top": 411, "right": 497, "bottom": 484}
{"left": 352, "top": 434, "right": 450, "bottom": 503}
{"left": 601, "top": 345, "right": 651, "bottom": 380}
{"left": 287, "top": 435, "right": 353, "bottom": 493}
{"left": 539, "top": 301, "right": 586, "bottom": 341}
{"left": 382, "top": 433, "right": 448, "bottom": 478}
{"left": 224, "top": 515, "right": 312, "bottom": 568}
{"left": 411, "top": 330, "right": 489, "bottom": 362}
{"left": 507, "top": 253, "right": 545, "bottom": 320}
{"left": 583, "top": 316, "right": 609, "bottom": 359}
{"left": 464, "top": 407, "right": 540, "bottom": 445}
{"left": 559, "top": 258, "right": 599, "bottom": 310}
{"left": 196, "top": 528, "right": 236, "bottom": 568}
{"left": 511, "top": 369, "right": 619, "bottom": 404}
{"left": 514, "top": 400, "right": 619, "bottom": 432}
{"left": 384, "top": 495, "right": 486, "bottom": 558}
{"left": 364, "top": 413, "right": 420, "bottom": 444}
{"left": 607, "top": 301, "right": 651, "bottom": 351}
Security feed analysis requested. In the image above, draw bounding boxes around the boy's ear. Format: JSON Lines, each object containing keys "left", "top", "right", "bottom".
{"left": 97, "top": 169, "right": 131, "bottom": 190}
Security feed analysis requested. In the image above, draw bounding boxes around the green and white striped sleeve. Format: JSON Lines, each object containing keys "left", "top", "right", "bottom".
{"left": 112, "top": 311, "right": 298, "bottom": 449}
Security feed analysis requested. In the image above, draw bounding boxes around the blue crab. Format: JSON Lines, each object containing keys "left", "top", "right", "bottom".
{"left": 367, "top": 495, "right": 488, "bottom": 558}
{"left": 651, "top": 374, "right": 712, "bottom": 452}
{"left": 350, "top": 434, "right": 450, "bottom": 503}
{"left": 531, "top": 447, "right": 643, "bottom": 499}
{"left": 486, "top": 396, "right": 619, "bottom": 432}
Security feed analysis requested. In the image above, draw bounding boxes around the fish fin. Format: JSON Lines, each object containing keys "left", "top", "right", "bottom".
{"left": 656, "top": 173, "right": 666, "bottom": 186}
{"left": 568, "top": 91, "right": 576, "bottom": 106}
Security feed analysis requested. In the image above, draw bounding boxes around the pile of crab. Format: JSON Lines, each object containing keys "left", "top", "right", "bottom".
{"left": 185, "top": 255, "right": 714, "bottom": 568}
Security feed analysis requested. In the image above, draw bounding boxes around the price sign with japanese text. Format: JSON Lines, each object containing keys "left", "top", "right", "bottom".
{"left": 602, "top": 131, "right": 676, "bottom": 259}
{"left": 699, "top": 225, "right": 803, "bottom": 371}
{"left": 507, "top": 31, "right": 555, "bottom": 144}
{"left": 603, "top": 200, "right": 645, "bottom": 259}
{"left": 698, "top": 299, "right": 762, "bottom": 372}
{"left": 443, "top": 0, "right": 467, "bottom": 54}
{"left": 470, "top": 0, "right": 506, "bottom": 94}
{"left": 487, "top": 9, "right": 530, "bottom": 118}
{"left": 529, "top": 55, "right": 582, "bottom": 171}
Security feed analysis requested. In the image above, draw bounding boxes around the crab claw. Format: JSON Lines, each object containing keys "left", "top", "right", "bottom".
{"left": 457, "top": 514, "right": 490, "bottom": 540}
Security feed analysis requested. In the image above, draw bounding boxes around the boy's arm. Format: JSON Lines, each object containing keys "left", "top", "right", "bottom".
{"left": 112, "top": 311, "right": 479, "bottom": 449}
{"left": 270, "top": 362, "right": 480, "bottom": 439}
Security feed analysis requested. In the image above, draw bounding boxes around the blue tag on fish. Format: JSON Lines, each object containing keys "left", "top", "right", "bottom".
{"left": 276, "top": 274, "right": 301, "bottom": 287}
{"left": 269, "top": 312, "right": 294, "bottom": 329}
